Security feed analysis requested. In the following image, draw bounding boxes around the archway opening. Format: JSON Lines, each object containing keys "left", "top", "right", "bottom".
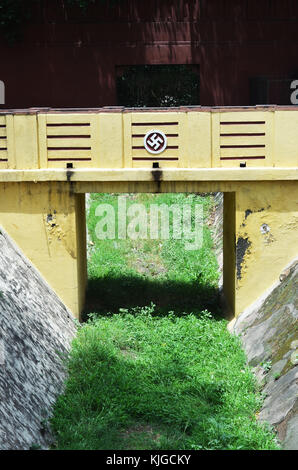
{"left": 82, "top": 191, "right": 224, "bottom": 321}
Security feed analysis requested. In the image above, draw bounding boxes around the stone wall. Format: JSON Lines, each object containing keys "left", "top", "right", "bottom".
{"left": 0, "top": 227, "right": 77, "bottom": 450}
{"left": 230, "top": 260, "right": 298, "bottom": 450}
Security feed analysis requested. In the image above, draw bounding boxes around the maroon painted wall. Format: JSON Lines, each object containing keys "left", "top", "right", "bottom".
{"left": 1, "top": 0, "right": 298, "bottom": 108}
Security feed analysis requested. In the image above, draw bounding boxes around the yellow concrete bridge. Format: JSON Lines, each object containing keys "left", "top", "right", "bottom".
{"left": 0, "top": 106, "right": 297, "bottom": 319}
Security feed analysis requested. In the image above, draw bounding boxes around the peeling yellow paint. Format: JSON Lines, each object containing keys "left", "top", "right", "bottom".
{"left": 234, "top": 182, "right": 298, "bottom": 315}
{"left": 0, "top": 182, "right": 87, "bottom": 317}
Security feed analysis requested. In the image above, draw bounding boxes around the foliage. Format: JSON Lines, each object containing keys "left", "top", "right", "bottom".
{"left": 85, "top": 193, "right": 218, "bottom": 316}
{"left": 51, "top": 193, "right": 280, "bottom": 450}
{"left": 51, "top": 307, "right": 279, "bottom": 450}
{"left": 0, "top": 0, "right": 32, "bottom": 43}
{"left": 67, "top": 0, "right": 120, "bottom": 11}
{"left": 260, "top": 360, "right": 272, "bottom": 373}
{"left": 0, "top": 0, "right": 120, "bottom": 43}
{"left": 117, "top": 65, "right": 200, "bottom": 107}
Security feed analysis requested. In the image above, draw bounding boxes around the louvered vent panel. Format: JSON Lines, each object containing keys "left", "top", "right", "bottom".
{"left": 0, "top": 116, "right": 8, "bottom": 168}
{"left": 219, "top": 118, "right": 267, "bottom": 164}
{"left": 46, "top": 117, "right": 92, "bottom": 167}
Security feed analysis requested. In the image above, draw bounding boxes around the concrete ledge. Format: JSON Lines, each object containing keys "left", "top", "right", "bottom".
{"left": 0, "top": 167, "right": 297, "bottom": 183}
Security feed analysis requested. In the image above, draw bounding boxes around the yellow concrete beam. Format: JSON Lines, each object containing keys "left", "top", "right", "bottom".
{"left": 0, "top": 107, "right": 298, "bottom": 171}
{"left": 0, "top": 167, "right": 297, "bottom": 183}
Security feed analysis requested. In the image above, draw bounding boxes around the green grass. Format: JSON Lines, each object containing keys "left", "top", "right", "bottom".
{"left": 85, "top": 193, "right": 220, "bottom": 317}
{"left": 51, "top": 193, "right": 280, "bottom": 450}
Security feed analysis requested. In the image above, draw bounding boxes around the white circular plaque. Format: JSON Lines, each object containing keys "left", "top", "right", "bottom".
{"left": 144, "top": 130, "right": 167, "bottom": 155}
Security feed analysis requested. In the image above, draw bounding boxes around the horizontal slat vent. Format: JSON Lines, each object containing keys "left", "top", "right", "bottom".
{"left": 46, "top": 121, "right": 92, "bottom": 162}
{"left": 220, "top": 120, "right": 266, "bottom": 161}
{"left": 0, "top": 122, "right": 8, "bottom": 162}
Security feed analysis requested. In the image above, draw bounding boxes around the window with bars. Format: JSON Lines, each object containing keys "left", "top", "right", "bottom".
{"left": 116, "top": 65, "right": 200, "bottom": 108}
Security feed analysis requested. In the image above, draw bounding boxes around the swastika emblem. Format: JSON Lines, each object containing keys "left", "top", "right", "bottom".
{"left": 144, "top": 130, "right": 167, "bottom": 155}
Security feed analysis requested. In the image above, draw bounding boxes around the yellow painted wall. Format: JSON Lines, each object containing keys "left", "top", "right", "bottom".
{"left": 0, "top": 182, "right": 87, "bottom": 318}
{"left": 234, "top": 181, "right": 298, "bottom": 315}
{"left": 0, "top": 107, "right": 298, "bottom": 171}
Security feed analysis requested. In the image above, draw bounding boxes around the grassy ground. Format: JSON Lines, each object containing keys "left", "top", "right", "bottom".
{"left": 84, "top": 193, "right": 220, "bottom": 317}
{"left": 51, "top": 193, "right": 279, "bottom": 450}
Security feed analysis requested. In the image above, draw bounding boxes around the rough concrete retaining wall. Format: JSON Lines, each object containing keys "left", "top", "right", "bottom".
{"left": 0, "top": 227, "right": 77, "bottom": 450}
{"left": 231, "top": 260, "right": 298, "bottom": 450}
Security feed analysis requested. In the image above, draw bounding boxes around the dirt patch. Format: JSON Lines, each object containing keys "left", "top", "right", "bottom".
{"left": 119, "top": 348, "right": 138, "bottom": 360}
{"left": 128, "top": 240, "right": 168, "bottom": 278}
{"left": 120, "top": 423, "right": 162, "bottom": 448}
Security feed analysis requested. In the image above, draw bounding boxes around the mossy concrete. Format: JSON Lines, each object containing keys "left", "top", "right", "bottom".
{"left": 231, "top": 260, "right": 298, "bottom": 450}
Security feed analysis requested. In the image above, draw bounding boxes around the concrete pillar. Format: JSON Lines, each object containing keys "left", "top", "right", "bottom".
{"left": 223, "top": 191, "right": 236, "bottom": 316}
{"left": 0, "top": 182, "right": 87, "bottom": 319}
